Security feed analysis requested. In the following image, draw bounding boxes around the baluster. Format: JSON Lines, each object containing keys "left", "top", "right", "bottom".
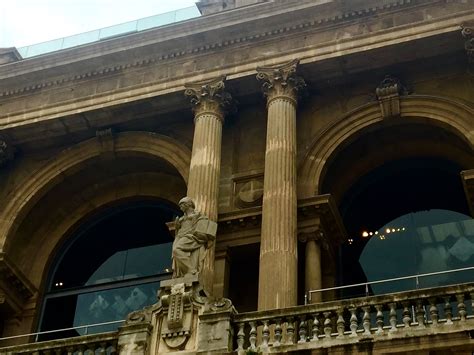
{"left": 362, "top": 306, "right": 371, "bottom": 336}
{"left": 274, "top": 318, "right": 283, "bottom": 347}
{"left": 248, "top": 321, "right": 257, "bottom": 351}
{"left": 236, "top": 322, "right": 245, "bottom": 352}
{"left": 53, "top": 348, "right": 62, "bottom": 355}
{"left": 109, "top": 343, "right": 117, "bottom": 355}
{"left": 444, "top": 296, "right": 453, "bottom": 325}
{"left": 428, "top": 298, "right": 439, "bottom": 326}
{"left": 336, "top": 308, "right": 345, "bottom": 339}
{"left": 66, "top": 347, "right": 74, "bottom": 355}
{"left": 286, "top": 317, "right": 296, "bottom": 345}
{"left": 415, "top": 300, "right": 425, "bottom": 328}
{"left": 388, "top": 303, "right": 397, "bottom": 332}
{"left": 98, "top": 342, "right": 107, "bottom": 355}
{"left": 375, "top": 305, "right": 384, "bottom": 335}
{"left": 261, "top": 320, "right": 270, "bottom": 351}
{"left": 470, "top": 292, "right": 474, "bottom": 317}
{"left": 77, "top": 346, "right": 85, "bottom": 355}
{"left": 298, "top": 315, "right": 308, "bottom": 343}
{"left": 310, "top": 313, "right": 320, "bottom": 341}
{"left": 402, "top": 301, "right": 411, "bottom": 328}
{"left": 349, "top": 307, "right": 358, "bottom": 337}
{"left": 323, "top": 311, "right": 333, "bottom": 339}
{"left": 456, "top": 293, "right": 467, "bottom": 321}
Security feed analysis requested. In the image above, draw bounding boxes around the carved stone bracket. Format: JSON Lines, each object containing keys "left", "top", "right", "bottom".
{"left": 0, "top": 136, "right": 15, "bottom": 168}
{"left": 96, "top": 127, "right": 115, "bottom": 156}
{"left": 256, "top": 59, "right": 306, "bottom": 105}
{"left": 184, "top": 76, "right": 234, "bottom": 122}
{"left": 461, "top": 24, "right": 474, "bottom": 64}
{"left": 0, "top": 253, "right": 37, "bottom": 315}
{"left": 375, "top": 75, "right": 406, "bottom": 119}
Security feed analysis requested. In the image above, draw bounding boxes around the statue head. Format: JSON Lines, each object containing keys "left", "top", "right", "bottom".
{"left": 178, "top": 197, "right": 195, "bottom": 212}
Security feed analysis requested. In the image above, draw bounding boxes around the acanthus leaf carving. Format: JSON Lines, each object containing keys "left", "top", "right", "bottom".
{"left": 256, "top": 59, "right": 306, "bottom": 105}
{"left": 184, "top": 76, "right": 234, "bottom": 121}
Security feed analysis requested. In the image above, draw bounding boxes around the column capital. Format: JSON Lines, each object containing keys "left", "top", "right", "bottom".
{"left": 184, "top": 76, "right": 233, "bottom": 122}
{"left": 256, "top": 59, "right": 306, "bottom": 106}
{"left": 298, "top": 228, "right": 324, "bottom": 244}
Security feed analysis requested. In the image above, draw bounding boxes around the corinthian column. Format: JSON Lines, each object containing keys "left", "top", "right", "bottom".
{"left": 256, "top": 59, "right": 306, "bottom": 310}
{"left": 184, "top": 76, "right": 232, "bottom": 294}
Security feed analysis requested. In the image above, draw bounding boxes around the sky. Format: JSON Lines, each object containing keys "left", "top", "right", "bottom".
{"left": 0, "top": 0, "right": 197, "bottom": 48}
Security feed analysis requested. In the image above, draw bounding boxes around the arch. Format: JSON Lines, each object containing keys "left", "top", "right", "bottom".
{"left": 298, "top": 95, "right": 474, "bottom": 198}
{"left": 0, "top": 132, "right": 191, "bottom": 253}
{"left": 28, "top": 172, "right": 186, "bottom": 288}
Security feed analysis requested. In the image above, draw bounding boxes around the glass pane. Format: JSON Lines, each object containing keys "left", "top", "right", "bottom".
{"left": 174, "top": 6, "right": 201, "bottom": 22}
{"left": 123, "top": 242, "right": 173, "bottom": 278}
{"left": 137, "top": 12, "right": 175, "bottom": 31}
{"left": 358, "top": 209, "right": 474, "bottom": 296}
{"left": 62, "top": 30, "right": 100, "bottom": 49}
{"left": 40, "top": 282, "right": 160, "bottom": 340}
{"left": 25, "top": 38, "right": 63, "bottom": 57}
{"left": 74, "top": 282, "right": 159, "bottom": 334}
{"left": 99, "top": 21, "right": 137, "bottom": 40}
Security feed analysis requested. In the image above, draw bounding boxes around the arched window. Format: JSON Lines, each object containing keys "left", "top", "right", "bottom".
{"left": 337, "top": 157, "right": 473, "bottom": 298}
{"left": 39, "top": 200, "right": 178, "bottom": 340}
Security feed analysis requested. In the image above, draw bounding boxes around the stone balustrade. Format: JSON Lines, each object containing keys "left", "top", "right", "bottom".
{"left": 233, "top": 284, "right": 474, "bottom": 353}
{"left": 0, "top": 332, "right": 118, "bottom": 355}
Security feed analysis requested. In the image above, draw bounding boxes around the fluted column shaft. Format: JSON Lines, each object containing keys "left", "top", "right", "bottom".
{"left": 299, "top": 231, "right": 323, "bottom": 303}
{"left": 187, "top": 110, "right": 222, "bottom": 221}
{"left": 185, "top": 77, "right": 232, "bottom": 295}
{"left": 256, "top": 60, "right": 305, "bottom": 310}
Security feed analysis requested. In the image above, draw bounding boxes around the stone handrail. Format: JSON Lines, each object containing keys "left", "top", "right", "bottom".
{"left": 0, "top": 332, "right": 118, "bottom": 355}
{"left": 233, "top": 283, "right": 474, "bottom": 353}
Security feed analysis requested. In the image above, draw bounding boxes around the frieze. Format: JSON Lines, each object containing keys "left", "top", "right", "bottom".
{"left": 0, "top": 0, "right": 421, "bottom": 98}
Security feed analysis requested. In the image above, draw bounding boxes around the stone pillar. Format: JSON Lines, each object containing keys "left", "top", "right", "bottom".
{"left": 299, "top": 231, "right": 323, "bottom": 303}
{"left": 184, "top": 77, "right": 232, "bottom": 295}
{"left": 213, "top": 248, "right": 231, "bottom": 298}
{"left": 256, "top": 59, "right": 305, "bottom": 310}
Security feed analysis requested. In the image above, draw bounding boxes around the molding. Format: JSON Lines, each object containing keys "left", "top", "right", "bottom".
{"left": 0, "top": 253, "right": 36, "bottom": 302}
{"left": 0, "top": 0, "right": 443, "bottom": 99}
{"left": 216, "top": 195, "right": 346, "bottom": 249}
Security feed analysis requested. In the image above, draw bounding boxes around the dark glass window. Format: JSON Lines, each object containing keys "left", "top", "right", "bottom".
{"left": 39, "top": 200, "right": 178, "bottom": 340}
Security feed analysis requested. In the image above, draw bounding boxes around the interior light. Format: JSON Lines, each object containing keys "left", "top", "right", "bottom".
{"left": 391, "top": 229, "right": 396, "bottom": 232}
{"left": 362, "top": 231, "right": 369, "bottom": 237}
{"left": 386, "top": 228, "right": 391, "bottom": 234}
{"left": 369, "top": 232, "right": 373, "bottom": 236}
{"left": 375, "top": 231, "right": 378, "bottom": 235}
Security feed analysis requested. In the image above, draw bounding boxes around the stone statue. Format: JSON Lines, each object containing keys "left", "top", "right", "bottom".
{"left": 172, "top": 197, "right": 217, "bottom": 278}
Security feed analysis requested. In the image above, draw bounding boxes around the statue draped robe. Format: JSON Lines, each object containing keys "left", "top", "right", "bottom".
{"left": 172, "top": 211, "right": 212, "bottom": 277}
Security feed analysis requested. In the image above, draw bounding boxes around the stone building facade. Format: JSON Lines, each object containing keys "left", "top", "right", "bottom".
{"left": 1, "top": 0, "right": 474, "bottom": 353}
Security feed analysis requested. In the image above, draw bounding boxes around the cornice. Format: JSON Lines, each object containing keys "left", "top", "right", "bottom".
{"left": 0, "top": 0, "right": 442, "bottom": 99}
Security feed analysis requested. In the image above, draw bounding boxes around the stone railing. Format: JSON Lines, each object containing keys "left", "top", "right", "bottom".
{"left": 233, "top": 284, "right": 474, "bottom": 353}
{"left": 0, "top": 332, "right": 118, "bottom": 355}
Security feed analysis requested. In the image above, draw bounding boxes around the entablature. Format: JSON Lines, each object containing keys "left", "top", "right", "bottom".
{"left": 0, "top": 0, "right": 473, "bottom": 145}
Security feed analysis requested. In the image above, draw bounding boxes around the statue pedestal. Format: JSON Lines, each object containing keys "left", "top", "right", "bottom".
{"left": 118, "top": 276, "right": 235, "bottom": 354}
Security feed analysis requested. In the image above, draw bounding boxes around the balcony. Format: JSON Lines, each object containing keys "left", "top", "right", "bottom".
{"left": 2, "top": 282, "right": 474, "bottom": 354}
